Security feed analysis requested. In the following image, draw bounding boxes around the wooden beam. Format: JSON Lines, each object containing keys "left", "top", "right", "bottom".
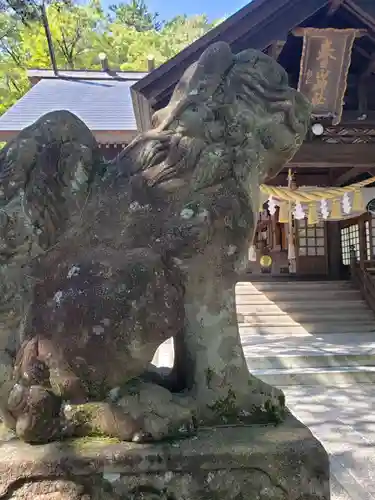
{"left": 358, "top": 77, "right": 368, "bottom": 115}
{"left": 130, "top": 88, "right": 153, "bottom": 132}
{"left": 361, "top": 54, "right": 375, "bottom": 78}
{"left": 134, "top": 0, "right": 328, "bottom": 102}
{"left": 339, "top": 4, "right": 375, "bottom": 44}
{"left": 344, "top": 0, "right": 375, "bottom": 34}
{"left": 291, "top": 142, "right": 375, "bottom": 168}
{"left": 268, "top": 40, "right": 286, "bottom": 60}
{"left": 353, "top": 45, "right": 372, "bottom": 60}
{"left": 266, "top": 172, "right": 331, "bottom": 186}
{"left": 147, "top": 55, "right": 155, "bottom": 72}
{"left": 334, "top": 167, "right": 360, "bottom": 186}
{"left": 327, "top": 0, "right": 344, "bottom": 16}
{"left": 293, "top": 27, "right": 366, "bottom": 38}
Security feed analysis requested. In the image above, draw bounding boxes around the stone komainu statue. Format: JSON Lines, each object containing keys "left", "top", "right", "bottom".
{"left": 0, "top": 42, "right": 311, "bottom": 443}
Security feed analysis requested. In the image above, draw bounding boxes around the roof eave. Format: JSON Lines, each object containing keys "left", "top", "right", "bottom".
{"left": 343, "top": 0, "right": 375, "bottom": 33}
{"left": 27, "top": 69, "right": 149, "bottom": 84}
{"left": 132, "top": 0, "right": 329, "bottom": 102}
{"left": 0, "top": 129, "right": 138, "bottom": 144}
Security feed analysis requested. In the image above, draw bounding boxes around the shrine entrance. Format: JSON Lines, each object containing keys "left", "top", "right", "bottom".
{"left": 248, "top": 209, "right": 329, "bottom": 278}
{"left": 248, "top": 206, "right": 290, "bottom": 276}
{"left": 339, "top": 213, "right": 374, "bottom": 278}
{"left": 295, "top": 219, "right": 328, "bottom": 276}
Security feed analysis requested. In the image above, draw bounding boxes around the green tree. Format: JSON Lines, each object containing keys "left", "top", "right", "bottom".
{"left": 0, "top": 1, "right": 106, "bottom": 114}
{"left": 109, "top": 0, "right": 161, "bottom": 31}
{"left": 0, "top": 0, "right": 73, "bottom": 24}
{"left": 20, "top": 1, "right": 106, "bottom": 69}
{"left": 0, "top": 0, "right": 220, "bottom": 116}
{"left": 102, "top": 11, "right": 219, "bottom": 71}
{"left": 0, "top": 11, "right": 29, "bottom": 114}
{"left": 161, "top": 14, "right": 220, "bottom": 57}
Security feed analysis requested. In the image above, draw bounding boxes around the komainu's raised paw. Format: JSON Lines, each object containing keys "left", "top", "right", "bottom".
{"left": 7, "top": 384, "right": 63, "bottom": 443}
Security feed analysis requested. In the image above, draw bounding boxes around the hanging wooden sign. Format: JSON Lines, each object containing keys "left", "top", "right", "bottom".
{"left": 294, "top": 28, "right": 361, "bottom": 125}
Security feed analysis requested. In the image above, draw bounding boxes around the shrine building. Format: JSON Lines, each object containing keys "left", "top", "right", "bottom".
{"left": 132, "top": 0, "right": 375, "bottom": 284}
{"left": 0, "top": 68, "right": 147, "bottom": 159}
{"left": 2, "top": 0, "right": 375, "bottom": 286}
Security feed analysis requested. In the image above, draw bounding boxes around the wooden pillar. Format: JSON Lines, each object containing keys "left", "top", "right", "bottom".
{"left": 327, "top": 221, "right": 341, "bottom": 279}
{"left": 359, "top": 218, "right": 366, "bottom": 264}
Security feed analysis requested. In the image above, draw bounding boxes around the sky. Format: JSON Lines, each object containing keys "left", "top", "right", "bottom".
{"left": 102, "top": 0, "right": 251, "bottom": 22}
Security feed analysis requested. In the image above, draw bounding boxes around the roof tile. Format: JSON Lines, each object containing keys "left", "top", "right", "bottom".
{"left": 0, "top": 77, "right": 140, "bottom": 132}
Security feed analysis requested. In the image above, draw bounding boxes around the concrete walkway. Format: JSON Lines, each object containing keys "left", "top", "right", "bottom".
{"left": 152, "top": 342, "right": 375, "bottom": 500}
{"left": 284, "top": 385, "right": 375, "bottom": 500}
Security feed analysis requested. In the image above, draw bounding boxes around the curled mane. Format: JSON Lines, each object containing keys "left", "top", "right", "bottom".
{"left": 0, "top": 111, "right": 100, "bottom": 256}
{"left": 124, "top": 42, "right": 311, "bottom": 197}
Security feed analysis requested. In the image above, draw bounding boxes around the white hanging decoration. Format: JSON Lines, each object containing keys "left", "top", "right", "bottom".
{"left": 342, "top": 192, "right": 352, "bottom": 215}
{"left": 288, "top": 240, "right": 296, "bottom": 260}
{"left": 268, "top": 196, "right": 277, "bottom": 216}
{"left": 320, "top": 199, "right": 329, "bottom": 220}
{"left": 293, "top": 202, "right": 305, "bottom": 220}
{"left": 248, "top": 245, "right": 257, "bottom": 262}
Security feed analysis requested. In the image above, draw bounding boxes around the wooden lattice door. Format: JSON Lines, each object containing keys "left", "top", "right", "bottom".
{"left": 296, "top": 219, "right": 328, "bottom": 275}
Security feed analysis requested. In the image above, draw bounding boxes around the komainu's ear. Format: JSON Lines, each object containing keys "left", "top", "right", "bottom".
{"left": 172, "top": 42, "right": 233, "bottom": 104}
{"left": 153, "top": 42, "right": 234, "bottom": 129}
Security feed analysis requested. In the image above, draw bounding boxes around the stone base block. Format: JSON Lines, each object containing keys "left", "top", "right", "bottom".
{"left": 0, "top": 412, "right": 330, "bottom": 499}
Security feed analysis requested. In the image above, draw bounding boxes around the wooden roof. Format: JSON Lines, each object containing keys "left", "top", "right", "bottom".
{"left": 132, "top": 0, "right": 328, "bottom": 111}
{"left": 0, "top": 70, "right": 146, "bottom": 143}
{"left": 131, "top": 0, "right": 375, "bottom": 130}
{"left": 131, "top": 0, "right": 375, "bottom": 187}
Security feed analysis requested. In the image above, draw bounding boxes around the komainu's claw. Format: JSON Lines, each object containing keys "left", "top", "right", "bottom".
{"left": 8, "top": 384, "right": 63, "bottom": 443}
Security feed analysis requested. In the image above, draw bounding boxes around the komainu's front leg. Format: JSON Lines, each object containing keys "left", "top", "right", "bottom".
{"left": 182, "top": 271, "right": 286, "bottom": 427}
{"left": 5, "top": 337, "right": 69, "bottom": 443}
{"left": 5, "top": 337, "right": 63, "bottom": 443}
{"left": 7, "top": 338, "right": 149, "bottom": 443}
{"left": 7, "top": 338, "right": 194, "bottom": 443}
{"left": 7, "top": 383, "right": 63, "bottom": 443}
{"left": 8, "top": 382, "right": 153, "bottom": 444}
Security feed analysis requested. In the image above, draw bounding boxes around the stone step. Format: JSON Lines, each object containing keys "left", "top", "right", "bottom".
{"left": 242, "top": 332, "right": 375, "bottom": 370}
{"left": 251, "top": 365, "right": 375, "bottom": 386}
{"left": 237, "top": 310, "right": 375, "bottom": 323}
{"left": 239, "top": 322, "right": 375, "bottom": 335}
{"left": 236, "top": 300, "right": 368, "bottom": 312}
{"left": 235, "top": 289, "right": 363, "bottom": 303}
{"left": 248, "top": 352, "right": 375, "bottom": 371}
{"left": 330, "top": 475, "right": 355, "bottom": 500}
{"left": 236, "top": 280, "right": 375, "bottom": 388}
{"left": 235, "top": 283, "right": 355, "bottom": 294}
{"left": 236, "top": 280, "right": 353, "bottom": 292}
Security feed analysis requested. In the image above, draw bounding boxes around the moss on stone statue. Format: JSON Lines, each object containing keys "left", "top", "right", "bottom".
{"left": 63, "top": 436, "right": 122, "bottom": 454}
{"left": 264, "top": 399, "right": 285, "bottom": 425}
{"left": 278, "top": 393, "right": 286, "bottom": 408}
{"left": 205, "top": 367, "right": 214, "bottom": 388}
{"left": 207, "top": 389, "right": 238, "bottom": 423}
{"left": 67, "top": 403, "right": 109, "bottom": 437}
{"left": 0, "top": 421, "right": 14, "bottom": 441}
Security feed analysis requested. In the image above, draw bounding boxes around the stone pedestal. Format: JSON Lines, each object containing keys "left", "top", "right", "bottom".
{"left": 0, "top": 412, "right": 330, "bottom": 499}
